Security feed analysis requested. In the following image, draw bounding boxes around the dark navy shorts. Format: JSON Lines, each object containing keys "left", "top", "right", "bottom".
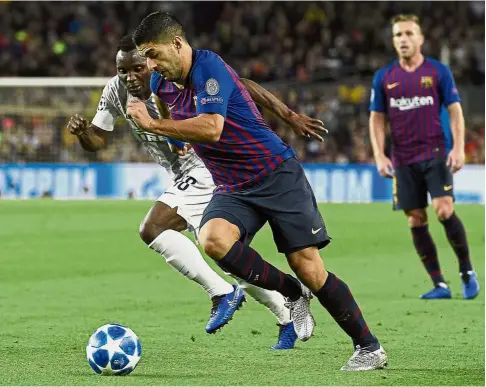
{"left": 393, "top": 156, "right": 454, "bottom": 211}
{"left": 200, "top": 157, "right": 331, "bottom": 254}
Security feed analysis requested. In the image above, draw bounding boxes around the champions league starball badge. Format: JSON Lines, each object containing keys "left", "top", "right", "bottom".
{"left": 205, "top": 78, "right": 219, "bottom": 95}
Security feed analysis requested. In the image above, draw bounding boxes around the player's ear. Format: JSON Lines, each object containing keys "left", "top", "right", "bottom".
{"left": 173, "top": 36, "right": 183, "bottom": 51}
{"left": 418, "top": 32, "right": 424, "bottom": 46}
{"left": 416, "top": 25, "right": 424, "bottom": 45}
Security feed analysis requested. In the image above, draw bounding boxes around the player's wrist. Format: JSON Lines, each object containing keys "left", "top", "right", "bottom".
{"left": 286, "top": 110, "right": 298, "bottom": 122}
{"left": 148, "top": 117, "right": 155, "bottom": 130}
{"left": 76, "top": 128, "right": 90, "bottom": 137}
{"left": 452, "top": 143, "right": 465, "bottom": 152}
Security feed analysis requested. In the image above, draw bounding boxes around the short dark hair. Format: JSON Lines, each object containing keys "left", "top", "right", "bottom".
{"left": 133, "top": 11, "right": 185, "bottom": 46}
{"left": 117, "top": 34, "right": 136, "bottom": 52}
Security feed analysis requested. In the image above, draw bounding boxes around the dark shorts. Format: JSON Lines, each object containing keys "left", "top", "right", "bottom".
{"left": 393, "top": 156, "right": 454, "bottom": 211}
{"left": 200, "top": 157, "right": 331, "bottom": 254}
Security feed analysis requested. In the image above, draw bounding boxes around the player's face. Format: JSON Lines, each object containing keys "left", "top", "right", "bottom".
{"left": 116, "top": 50, "right": 151, "bottom": 99}
{"left": 392, "top": 21, "right": 424, "bottom": 60}
{"left": 137, "top": 40, "right": 183, "bottom": 82}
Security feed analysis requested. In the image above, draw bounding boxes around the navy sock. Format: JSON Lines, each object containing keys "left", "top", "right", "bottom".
{"left": 440, "top": 213, "right": 473, "bottom": 274}
{"left": 217, "top": 241, "right": 302, "bottom": 300}
{"left": 411, "top": 225, "right": 445, "bottom": 286}
{"left": 315, "top": 272, "right": 377, "bottom": 348}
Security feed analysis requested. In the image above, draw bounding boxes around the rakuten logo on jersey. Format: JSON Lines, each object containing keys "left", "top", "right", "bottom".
{"left": 389, "top": 96, "right": 434, "bottom": 111}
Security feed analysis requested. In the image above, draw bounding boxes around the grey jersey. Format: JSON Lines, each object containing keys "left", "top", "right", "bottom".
{"left": 92, "top": 76, "right": 204, "bottom": 178}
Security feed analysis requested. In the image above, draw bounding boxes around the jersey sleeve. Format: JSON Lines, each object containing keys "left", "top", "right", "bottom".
{"left": 166, "top": 138, "right": 186, "bottom": 148}
{"left": 191, "top": 58, "right": 234, "bottom": 117}
{"left": 438, "top": 63, "right": 461, "bottom": 106}
{"left": 150, "top": 72, "right": 163, "bottom": 95}
{"left": 92, "top": 82, "right": 121, "bottom": 131}
{"left": 369, "top": 69, "right": 386, "bottom": 113}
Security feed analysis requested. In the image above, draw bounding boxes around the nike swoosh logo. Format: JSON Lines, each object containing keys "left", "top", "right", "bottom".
{"left": 168, "top": 105, "right": 175, "bottom": 111}
{"left": 312, "top": 228, "right": 322, "bottom": 235}
{"left": 387, "top": 82, "right": 399, "bottom": 89}
{"left": 444, "top": 185, "right": 453, "bottom": 191}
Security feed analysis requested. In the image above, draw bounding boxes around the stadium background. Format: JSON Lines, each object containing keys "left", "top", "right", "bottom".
{"left": 0, "top": 2, "right": 484, "bottom": 386}
{"left": 0, "top": 1, "right": 484, "bottom": 202}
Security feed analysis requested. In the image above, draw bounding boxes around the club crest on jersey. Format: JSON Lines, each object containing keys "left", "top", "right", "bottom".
{"left": 420, "top": 76, "right": 433, "bottom": 88}
{"left": 205, "top": 78, "right": 219, "bottom": 95}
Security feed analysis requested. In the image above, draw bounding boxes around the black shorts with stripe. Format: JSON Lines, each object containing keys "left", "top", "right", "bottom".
{"left": 200, "top": 157, "right": 331, "bottom": 254}
{"left": 393, "top": 156, "right": 454, "bottom": 211}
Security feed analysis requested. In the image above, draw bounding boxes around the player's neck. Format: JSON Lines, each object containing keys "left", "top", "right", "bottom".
{"left": 399, "top": 53, "right": 424, "bottom": 72}
{"left": 179, "top": 45, "right": 193, "bottom": 86}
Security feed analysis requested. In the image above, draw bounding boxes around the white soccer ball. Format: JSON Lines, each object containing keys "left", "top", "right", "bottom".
{"left": 86, "top": 323, "right": 142, "bottom": 376}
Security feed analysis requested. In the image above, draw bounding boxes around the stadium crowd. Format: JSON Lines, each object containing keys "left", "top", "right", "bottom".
{"left": 0, "top": 1, "right": 484, "bottom": 164}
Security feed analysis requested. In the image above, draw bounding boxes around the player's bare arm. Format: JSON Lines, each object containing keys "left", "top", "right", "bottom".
{"left": 369, "top": 111, "right": 394, "bottom": 178}
{"left": 67, "top": 114, "right": 108, "bottom": 152}
{"left": 240, "top": 78, "right": 328, "bottom": 142}
{"left": 446, "top": 102, "right": 466, "bottom": 173}
{"left": 127, "top": 99, "right": 223, "bottom": 143}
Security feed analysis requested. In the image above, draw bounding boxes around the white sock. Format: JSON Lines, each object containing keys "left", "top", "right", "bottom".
{"left": 149, "top": 230, "right": 233, "bottom": 298}
{"left": 232, "top": 276, "right": 291, "bottom": 325}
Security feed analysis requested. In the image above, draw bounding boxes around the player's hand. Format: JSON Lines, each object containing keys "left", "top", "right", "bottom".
{"left": 376, "top": 154, "right": 395, "bottom": 178}
{"left": 127, "top": 99, "right": 153, "bottom": 130}
{"left": 287, "top": 112, "right": 328, "bottom": 142}
{"left": 67, "top": 114, "right": 88, "bottom": 135}
{"left": 169, "top": 143, "right": 192, "bottom": 156}
{"left": 447, "top": 147, "right": 465, "bottom": 173}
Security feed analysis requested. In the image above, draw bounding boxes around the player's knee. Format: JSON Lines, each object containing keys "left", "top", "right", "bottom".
{"left": 405, "top": 209, "right": 427, "bottom": 227}
{"left": 200, "top": 231, "right": 237, "bottom": 260}
{"left": 139, "top": 204, "right": 188, "bottom": 245}
{"left": 200, "top": 235, "right": 229, "bottom": 260}
{"left": 433, "top": 198, "right": 454, "bottom": 221}
{"left": 199, "top": 219, "right": 240, "bottom": 260}
{"left": 139, "top": 219, "right": 163, "bottom": 245}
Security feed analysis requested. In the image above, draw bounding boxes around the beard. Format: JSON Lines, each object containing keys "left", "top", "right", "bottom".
{"left": 164, "top": 68, "right": 183, "bottom": 82}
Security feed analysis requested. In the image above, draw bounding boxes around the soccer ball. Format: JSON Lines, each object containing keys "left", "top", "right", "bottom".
{"left": 86, "top": 323, "right": 142, "bottom": 376}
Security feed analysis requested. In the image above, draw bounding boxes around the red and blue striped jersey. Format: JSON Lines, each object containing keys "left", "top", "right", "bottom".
{"left": 369, "top": 57, "right": 460, "bottom": 166}
{"left": 151, "top": 49, "right": 295, "bottom": 193}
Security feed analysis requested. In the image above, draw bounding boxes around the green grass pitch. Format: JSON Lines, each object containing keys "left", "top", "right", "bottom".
{"left": 0, "top": 201, "right": 484, "bottom": 386}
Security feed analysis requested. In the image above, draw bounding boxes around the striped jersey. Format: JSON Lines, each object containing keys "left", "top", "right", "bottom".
{"left": 92, "top": 76, "right": 203, "bottom": 178}
{"left": 369, "top": 57, "right": 460, "bottom": 166}
{"left": 151, "top": 49, "right": 295, "bottom": 193}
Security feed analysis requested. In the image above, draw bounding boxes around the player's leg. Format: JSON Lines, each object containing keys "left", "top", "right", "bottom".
{"left": 426, "top": 157, "right": 479, "bottom": 299}
{"left": 173, "top": 168, "right": 298, "bottom": 343}
{"left": 139, "top": 201, "right": 233, "bottom": 298}
{"left": 229, "top": 233, "right": 294, "bottom": 349}
{"left": 261, "top": 158, "right": 386, "bottom": 371}
{"left": 198, "top": 195, "right": 315, "bottom": 341}
{"left": 394, "top": 163, "right": 450, "bottom": 299}
{"left": 199, "top": 218, "right": 303, "bottom": 301}
{"left": 139, "top": 169, "right": 242, "bottom": 333}
{"left": 287, "top": 247, "right": 387, "bottom": 371}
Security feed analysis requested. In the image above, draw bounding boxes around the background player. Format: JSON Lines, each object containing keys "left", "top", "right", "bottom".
{"left": 369, "top": 14, "right": 480, "bottom": 300}
{"left": 129, "top": 11, "right": 387, "bottom": 371}
{"left": 67, "top": 34, "right": 325, "bottom": 349}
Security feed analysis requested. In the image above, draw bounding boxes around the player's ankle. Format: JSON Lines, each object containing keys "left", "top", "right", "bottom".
{"left": 354, "top": 334, "right": 379, "bottom": 350}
